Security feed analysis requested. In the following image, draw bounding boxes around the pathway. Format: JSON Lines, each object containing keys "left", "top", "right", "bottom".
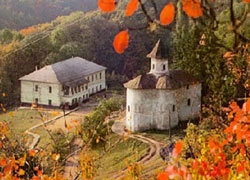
{"left": 111, "top": 119, "right": 163, "bottom": 179}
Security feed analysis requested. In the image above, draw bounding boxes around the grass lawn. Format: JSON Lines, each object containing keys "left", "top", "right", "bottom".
{"left": 0, "top": 109, "right": 44, "bottom": 134}
{"left": 92, "top": 133, "right": 149, "bottom": 180}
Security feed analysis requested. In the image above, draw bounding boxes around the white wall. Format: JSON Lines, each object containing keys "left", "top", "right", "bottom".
{"left": 149, "top": 58, "right": 169, "bottom": 77}
{"left": 21, "top": 81, "right": 61, "bottom": 106}
{"left": 126, "top": 89, "right": 178, "bottom": 132}
{"left": 87, "top": 70, "right": 106, "bottom": 95}
{"left": 175, "top": 84, "right": 201, "bottom": 121}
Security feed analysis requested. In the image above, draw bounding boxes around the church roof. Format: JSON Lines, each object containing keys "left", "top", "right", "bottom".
{"left": 124, "top": 70, "right": 200, "bottom": 90}
{"left": 147, "top": 39, "right": 168, "bottom": 59}
{"left": 19, "top": 57, "right": 106, "bottom": 87}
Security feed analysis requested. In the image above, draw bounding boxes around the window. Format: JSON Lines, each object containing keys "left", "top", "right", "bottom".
{"left": 92, "top": 75, "right": 94, "bottom": 81}
{"left": 100, "top": 85, "right": 102, "bottom": 90}
{"left": 92, "top": 88, "right": 94, "bottom": 93}
{"left": 152, "top": 64, "right": 155, "bottom": 70}
{"left": 100, "top": 72, "right": 102, "bottom": 79}
{"left": 35, "top": 98, "right": 38, "bottom": 104}
{"left": 72, "top": 99, "right": 74, "bottom": 104}
{"left": 188, "top": 98, "right": 191, "bottom": 106}
{"left": 163, "top": 64, "right": 166, "bottom": 70}
{"left": 83, "top": 95, "right": 85, "bottom": 99}
{"left": 85, "top": 85, "right": 88, "bottom": 90}
{"left": 79, "top": 97, "right": 81, "bottom": 103}
{"left": 96, "top": 86, "right": 98, "bottom": 92}
{"left": 48, "top": 100, "right": 52, "bottom": 106}
{"left": 71, "top": 88, "right": 74, "bottom": 95}
{"left": 78, "top": 86, "right": 81, "bottom": 92}
{"left": 186, "top": 85, "right": 189, "bottom": 89}
{"left": 96, "top": 74, "right": 98, "bottom": 79}
{"left": 49, "top": 86, "right": 52, "bottom": 93}
{"left": 35, "top": 85, "right": 38, "bottom": 92}
{"left": 173, "top": 105, "right": 175, "bottom": 112}
{"left": 74, "top": 87, "right": 77, "bottom": 93}
{"left": 128, "top": 105, "right": 130, "bottom": 112}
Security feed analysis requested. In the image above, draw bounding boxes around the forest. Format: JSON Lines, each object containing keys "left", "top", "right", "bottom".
{"left": 0, "top": 0, "right": 98, "bottom": 30}
{"left": 1, "top": 0, "right": 250, "bottom": 179}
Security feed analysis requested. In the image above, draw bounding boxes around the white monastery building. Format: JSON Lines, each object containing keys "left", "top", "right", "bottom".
{"left": 124, "top": 40, "right": 201, "bottom": 132}
{"left": 19, "top": 57, "right": 106, "bottom": 108}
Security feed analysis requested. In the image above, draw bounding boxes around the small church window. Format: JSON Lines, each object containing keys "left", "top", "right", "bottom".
{"left": 78, "top": 86, "right": 81, "bottom": 92}
{"left": 49, "top": 86, "right": 52, "bottom": 93}
{"left": 128, "top": 105, "right": 130, "bottom": 112}
{"left": 48, "top": 99, "right": 52, "bottom": 106}
{"left": 188, "top": 98, "right": 191, "bottom": 106}
{"left": 173, "top": 105, "right": 175, "bottom": 112}
{"left": 163, "top": 64, "right": 166, "bottom": 70}
{"left": 35, "top": 85, "right": 38, "bottom": 92}
{"left": 100, "top": 72, "right": 102, "bottom": 79}
{"left": 71, "top": 88, "right": 74, "bottom": 95}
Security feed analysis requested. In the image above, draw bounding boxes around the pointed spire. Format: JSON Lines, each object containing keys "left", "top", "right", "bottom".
{"left": 147, "top": 39, "right": 168, "bottom": 59}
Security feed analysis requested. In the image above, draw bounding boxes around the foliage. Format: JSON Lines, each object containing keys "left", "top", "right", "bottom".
{"left": 0, "top": 0, "right": 98, "bottom": 30}
{"left": 158, "top": 98, "right": 250, "bottom": 180}
{"left": 80, "top": 97, "right": 124, "bottom": 148}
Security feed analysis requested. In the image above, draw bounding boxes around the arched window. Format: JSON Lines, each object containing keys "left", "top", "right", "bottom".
{"left": 163, "top": 64, "right": 166, "bottom": 70}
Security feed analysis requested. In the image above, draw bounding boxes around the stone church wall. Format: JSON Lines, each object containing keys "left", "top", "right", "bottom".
{"left": 126, "top": 89, "right": 179, "bottom": 132}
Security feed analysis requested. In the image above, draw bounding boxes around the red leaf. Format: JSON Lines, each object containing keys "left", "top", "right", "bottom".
{"left": 157, "top": 172, "right": 169, "bottom": 180}
{"left": 98, "top": 0, "right": 115, "bottom": 12}
{"left": 237, "top": 162, "right": 245, "bottom": 173}
{"left": 182, "top": 0, "right": 203, "bottom": 18}
{"left": 242, "top": 0, "right": 250, "bottom": 3}
{"left": 160, "top": 2, "right": 175, "bottom": 25}
{"left": 113, "top": 30, "right": 129, "bottom": 54}
{"left": 0, "top": 141, "right": 2, "bottom": 149}
{"left": 125, "top": 0, "right": 139, "bottom": 16}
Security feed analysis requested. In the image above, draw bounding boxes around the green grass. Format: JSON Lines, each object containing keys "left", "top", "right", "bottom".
{"left": 91, "top": 133, "right": 149, "bottom": 180}
{"left": 0, "top": 109, "right": 43, "bottom": 134}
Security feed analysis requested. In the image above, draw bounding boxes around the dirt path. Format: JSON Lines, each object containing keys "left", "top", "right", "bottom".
{"left": 111, "top": 119, "right": 163, "bottom": 179}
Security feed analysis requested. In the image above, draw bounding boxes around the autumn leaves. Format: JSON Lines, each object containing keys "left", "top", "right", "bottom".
{"left": 98, "top": 0, "right": 203, "bottom": 54}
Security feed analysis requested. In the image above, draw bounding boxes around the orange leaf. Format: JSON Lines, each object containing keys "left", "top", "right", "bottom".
{"left": 38, "top": 170, "right": 43, "bottom": 177}
{"left": 182, "top": 0, "right": 203, "bottom": 18}
{"left": 29, "top": 149, "right": 36, "bottom": 157}
{"left": 0, "top": 141, "right": 2, "bottom": 149}
{"left": 113, "top": 30, "right": 129, "bottom": 54}
{"left": 0, "top": 159, "right": 6, "bottom": 167}
{"left": 98, "top": 0, "right": 115, "bottom": 12}
{"left": 160, "top": 2, "right": 175, "bottom": 25}
{"left": 157, "top": 172, "right": 169, "bottom": 180}
{"left": 18, "top": 169, "right": 25, "bottom": 176}
{"left": 242, "top": 0, "right": 250, "bottom": 3}
{"left": 172, "top": 140, "right": 182, "bottom": 158}
{"left": 126, "top": 0, "right": 139, "bottom": 16}
{"left": 32, "top": 176, "right": 39, "bottom": 180}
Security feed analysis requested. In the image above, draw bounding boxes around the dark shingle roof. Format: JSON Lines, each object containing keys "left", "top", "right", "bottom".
{"left": 124, "top": 70, "right": 199, "bottom": 90}
{"left": 147, "top": 39, "right": 168, "bottom": 59}
{"left": 19, "top": 57, "right": 106, "bottom": 87}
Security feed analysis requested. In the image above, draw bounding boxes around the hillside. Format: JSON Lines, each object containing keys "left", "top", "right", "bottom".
{"left": 0, "top": 1, "right": 172, "bottom": 106}
{"left": 0, "top": 0, "right": 98, "bottom": 30}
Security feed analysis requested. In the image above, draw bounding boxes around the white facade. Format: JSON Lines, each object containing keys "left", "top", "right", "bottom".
{"left": 19, "top": 57, "right": 106, "bottom": 108}
{"left": 125, "top": 84, "right": 201, "bottom": 132}
{"left": 124, "top": 40, "right": 201, "bottom": 132}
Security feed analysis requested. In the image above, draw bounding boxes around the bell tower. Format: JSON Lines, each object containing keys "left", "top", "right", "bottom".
{"left": 147, "top": 40, "right": 169, "bottom": 77}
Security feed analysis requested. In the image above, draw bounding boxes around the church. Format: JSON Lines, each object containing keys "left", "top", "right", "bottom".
{"left": 124, "top": 40, "right": 201, "bottom": 132}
